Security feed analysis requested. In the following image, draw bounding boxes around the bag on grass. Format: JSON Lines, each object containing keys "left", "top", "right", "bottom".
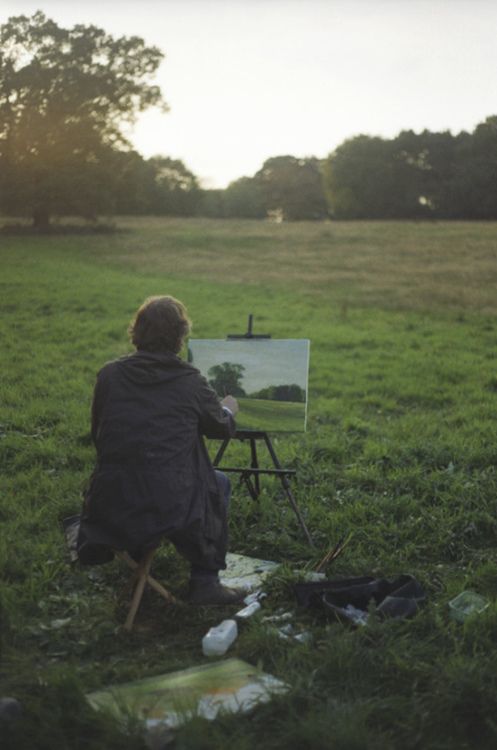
{"left": 62, "top": 515, "right": 114, "bottom": 566}
{"left": 293, "top": 574, "right": 425, "bottom": 624}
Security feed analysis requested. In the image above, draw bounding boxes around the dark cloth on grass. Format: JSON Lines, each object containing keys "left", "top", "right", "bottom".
{"left": 293, "top": 575, "right": 426, "bottom": 622}
{"left": 79, "top": 350, "right": 235, "bottom": 571}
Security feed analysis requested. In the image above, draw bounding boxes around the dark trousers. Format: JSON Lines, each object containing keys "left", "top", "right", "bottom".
{"left": 189, "top": 470, "right": 231, "bottom": 581}
{"left": 169, "top": 471, "right": 231, "bottom": 580}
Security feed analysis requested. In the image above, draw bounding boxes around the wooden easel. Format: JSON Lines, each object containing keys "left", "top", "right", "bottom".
{"left": 213, "top": 429, "right": 314, "bottom": 546}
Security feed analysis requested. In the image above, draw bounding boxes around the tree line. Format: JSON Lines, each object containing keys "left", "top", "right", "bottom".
{"left": 324, "top": 120, "right": 497, "bottom": 220}
{"left": 207, "top": 362, "right": 305, "bottom": 403}
{"left": 1, "top": 13, "right": 496, "bottom": 228}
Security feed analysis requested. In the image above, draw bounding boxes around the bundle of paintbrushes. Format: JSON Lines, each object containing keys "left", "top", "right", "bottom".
{"left": 314, "top": 534, "right": 352, "bottom": 574}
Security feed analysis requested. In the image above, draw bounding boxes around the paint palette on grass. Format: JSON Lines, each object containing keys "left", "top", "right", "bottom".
{"left": 87, "top": 658, "right": 288, "bottom": 732}
{"left": 220, "top": 552, "right": 281, "bottom": 591}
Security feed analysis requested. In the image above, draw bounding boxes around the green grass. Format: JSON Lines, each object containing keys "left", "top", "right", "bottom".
{"left": 2, "top": 218, "right": 497, "bottom": 749}
{"left": 236, "top": 397, "right": 306, "bottom": 432}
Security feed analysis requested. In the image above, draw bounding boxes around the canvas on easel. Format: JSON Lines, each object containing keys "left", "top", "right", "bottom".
{"left": 188, "top": 338, "right": 310, "bottom": 433}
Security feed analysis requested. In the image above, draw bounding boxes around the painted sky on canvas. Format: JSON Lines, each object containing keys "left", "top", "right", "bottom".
{"left": 189, "top": 339, "right": 310, "bottom": 393}
{"left": 3, "top": 0, "right": 496, "bottom": 187}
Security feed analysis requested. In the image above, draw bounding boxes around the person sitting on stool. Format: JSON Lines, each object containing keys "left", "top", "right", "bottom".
{"left": 78, "top": 295, "right": 245, "bottom": 605}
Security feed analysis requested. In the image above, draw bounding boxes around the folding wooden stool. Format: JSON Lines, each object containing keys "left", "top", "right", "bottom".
{"left": 115, "top": 548, "right": 176, "bottom": 631}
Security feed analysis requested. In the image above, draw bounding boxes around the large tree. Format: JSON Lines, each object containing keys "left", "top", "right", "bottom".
{"left": 224, "top": 176, "right": 266, "bottom": 219}
{"left": 197, "top": 189, "right": 227, "bottom": 218}
{"left": 0, "top": 11, "right": 166, "bottom": 228}
{"left": 255, "top": 155, "right": 329, "bottom": 221}
{"left": 145, "top": 156, "right": 200, "bottom": 216}
{"left": 323, "top": 136, "right": 400, "bottom": 219}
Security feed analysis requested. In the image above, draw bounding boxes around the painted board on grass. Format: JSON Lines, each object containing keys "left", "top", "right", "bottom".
{"left": 87, "top": 658, "right": 288, "bottom": 730}
{"left": 188, "top": 339, "right": 310, "bottom": 432}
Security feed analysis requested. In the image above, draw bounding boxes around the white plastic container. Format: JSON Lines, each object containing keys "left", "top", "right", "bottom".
{"left": 202, "top": 619, "right": 238, "bottom": 656}
{"left": 235, "top": 601, "right": 261, "bottom": 620}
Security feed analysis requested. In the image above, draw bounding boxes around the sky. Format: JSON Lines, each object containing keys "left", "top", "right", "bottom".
{"left": 3, "top": 0, "right": 497, "bottom": 188}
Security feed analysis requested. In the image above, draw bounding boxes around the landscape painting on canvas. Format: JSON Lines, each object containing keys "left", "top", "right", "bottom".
{"left": 188, "top": 339, "right": 310, "bottom": 432}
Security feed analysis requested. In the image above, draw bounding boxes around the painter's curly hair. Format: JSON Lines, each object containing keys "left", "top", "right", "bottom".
{"left": 129, "top": 296, "right": 191, "bottom": 354}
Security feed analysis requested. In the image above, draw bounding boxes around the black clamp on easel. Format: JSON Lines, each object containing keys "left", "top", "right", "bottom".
{"left": 212, "top": 315, "right": 314, "bottom": 547}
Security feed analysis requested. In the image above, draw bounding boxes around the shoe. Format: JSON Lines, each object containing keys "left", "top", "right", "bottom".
{"left": 187, "top": 579, "right": 246, "bottom": 605}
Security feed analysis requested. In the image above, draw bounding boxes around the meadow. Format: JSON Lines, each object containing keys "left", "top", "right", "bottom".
{"left": 235, "top": 397, "right": 306, "bottom": 432}
{"left": 2, "top": 217, "right": 497, "bottom": 749}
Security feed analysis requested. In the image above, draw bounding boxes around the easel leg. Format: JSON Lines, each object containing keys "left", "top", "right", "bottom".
{"left": 239, "top": 471, "right": 259, "bottom": 501}
{"left": 212, "top": 430, "right": 314, "bottom": 546}
{"left": 213, "top": 438, "right": 230, "bottom": 466}
{"left": 263, "top": 434, "right": 314, "bottom": 547}
{"left": 249, "top": 437, "right": 261, "bottom": 497}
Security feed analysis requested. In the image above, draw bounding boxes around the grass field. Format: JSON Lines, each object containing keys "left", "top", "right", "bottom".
{"left": 235, "top": 397, "right": 306, "bottom": 432}
{"left": 2, "top": 217, "right": 497, "bottom": 749}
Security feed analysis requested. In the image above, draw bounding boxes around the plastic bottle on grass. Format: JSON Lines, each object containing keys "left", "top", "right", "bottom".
{"left": 235, "top": 601, "right": 261, "bottom": 620}
{"left": 202, "top": 619, "right": 238, "bottom": 656}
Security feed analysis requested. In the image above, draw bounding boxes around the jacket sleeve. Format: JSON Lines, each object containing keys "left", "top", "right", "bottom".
{"left": 196, "top": 376, "right": 236, "bottom": 439}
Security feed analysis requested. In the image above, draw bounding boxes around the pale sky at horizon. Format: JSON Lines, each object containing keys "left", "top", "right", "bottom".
{"left": 3, "top": 0, "right": 497, "bottom": 188}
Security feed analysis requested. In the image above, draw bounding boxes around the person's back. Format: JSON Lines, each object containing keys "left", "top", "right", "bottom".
{"left": 93, "top": 350, "right": 230, "bottom": 466}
